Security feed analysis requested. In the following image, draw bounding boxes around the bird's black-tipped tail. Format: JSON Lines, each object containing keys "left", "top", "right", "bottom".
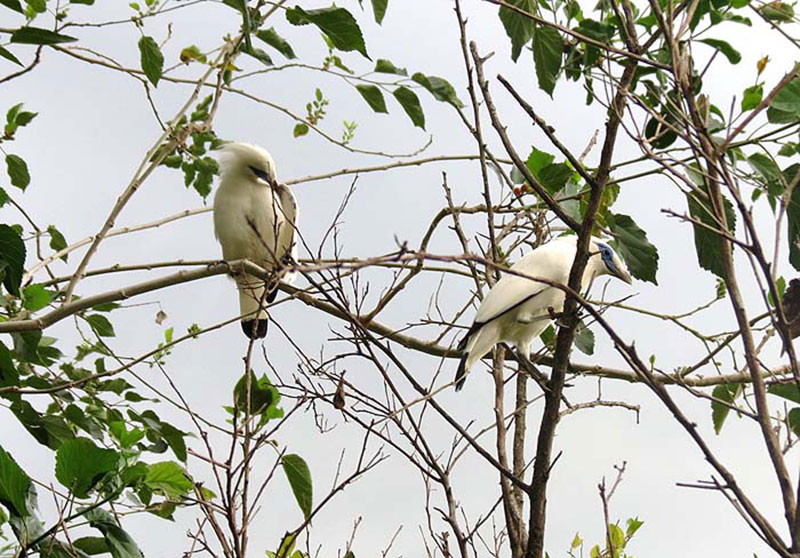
{"left": 454, "top": 356, "right": 468, "bottom": 391}
{"left": 241, "top": 319, "right": 268, "bottom": 339}
{"left": 454, "top": 332, "right": 471, "bottom": 391}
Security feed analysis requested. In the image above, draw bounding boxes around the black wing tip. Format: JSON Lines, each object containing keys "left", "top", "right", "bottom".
{"left": 454, "top": 356, "right": 467, "bottom": 391}
{"left": 241, "top": 319, "right": 268, "bottom": 339}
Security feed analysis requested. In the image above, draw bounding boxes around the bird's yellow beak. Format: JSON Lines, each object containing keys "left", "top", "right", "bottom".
{"left": 615, "top": 266, "right": 633, "bottom": 285}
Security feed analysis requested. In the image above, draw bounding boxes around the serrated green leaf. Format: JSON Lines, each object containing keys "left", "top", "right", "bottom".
{"left": 371, "top": 0, "right": 387, "bottom": 23}
{"left": 55, "top": 438, "right": 119, "bottom": 499}
{"left": 786, "top": 165, "right": 800, "bottom": 270}
{"left": 86, "top": 508, "right": 144, "bottom": 558}
{"left": 712, "top": 383, "right": 742, "bottom": 434}
{"left": 244, "top": 44, "right": 273, "bottom": 66}
{"left": 768, "top": 383, "right": 800, "bottom": 403}
{"left": 626, "top": 517, "right": 644, "bottom": 537}
{"left": 0, "top": 0, "right": 23, "bottom": 13}
{"left": 11, "top": 26, "right": 77, "bottom": 44}
{"left": 256, "top": 27, "right": 296, "bottom": 59}
{"left": 0, "top": 224, "right": 25, "bottom": 296}
{"left": 393, "top": 86, "right": 424, "bottom": 129}
{"left": 411, "top": 72, "right": 464, "bottom": 107}
{"left": 22, "top": 283, "right": 52, "bottom": 311}
{"left": 0, "top": 445, "right": 31, "bottom": 517}
{"left": 355, "top": 84, "right": 388, "bottom": 113}
{"left": 286, "top": 6, "right": 369, "bottom": 59}
{"left": 144, "top": 461, "right": 192, "bottom": 497}
{"left": 686, "top": 176, "right": 737, "bottom": 278}
{"left": 741, "top": 84, "right": 763, "bottom": 112}
{"left": 282, "top": 454, "right": 312, "bottom": 520}
{"left": 606, "top": 213, "right": 659, "bottom": 284}
{"left": 85, "top": 314, "right": 115, "bottom": 337}
{"left": 499, "top": 0, "right": 537, "bottom": 62}
{"left": 374, "top": 58, "right": 406, "bottom": 75}
{"left": 6, "top": 154, "right": 30, "bottom": 190}
{"left": 538, "top": 163, "right": 573, "bottom": 194}
{"left": 574, "top": 325, "right": 594, "bottom": 355}
{"left": 532, "top": 24, "right": 563, "bottom": 97}
{"left": 138, "top": 36, "right": 163, "bottom": 86}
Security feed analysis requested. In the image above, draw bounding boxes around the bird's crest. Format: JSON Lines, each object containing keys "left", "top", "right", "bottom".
{"left": 219, "top": 142, "right": 277, "bottom": 182}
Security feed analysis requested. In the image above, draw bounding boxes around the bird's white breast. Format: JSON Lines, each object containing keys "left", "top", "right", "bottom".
{"left": 213, "top": 177, "right": 286, "bottom": 267}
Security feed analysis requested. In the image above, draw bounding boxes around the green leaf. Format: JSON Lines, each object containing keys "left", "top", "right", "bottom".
{"left": 233, "top": 371, "right": 282, "bottom": 418}
{"left": 22, "top": 283, "right": 53, "bottom": 311}
{"left": 55, "top": 438, "right": 119, "bottom": 499}
{"left": 0, "top": 224, "right": 25, "bottom": 296}
{"left": 138, "top": 36, "right": 164, "bottom": 87}
{"left": 243, "top": 44, "right": 273, "bottom": 66}
{"left": 574, "top": 324, "right": 594, "bottom": 355}
{"left": 759, "top": 1, "right": 794, "bottom": 22}
{"left": 0, "top": 445, "right": 31, "bottom": 517}
{"left": 532, "top": 24, "right": 563, "bottom": 97}
{"left": 393, "top": 86, "right": 425, "bottom": 129}
{"left": 144, "top": 461, "right": 192, "bottom": 497}
{"left": 26, "top": 0, "right": 45, "bottom": 14}
{"left": 626, "top": 517, "right": 644, "bottom": 537}
{"left": 293, "top": 123, "right": 309, "bottom": 137}
{"left": 179, "top": 45, "right": 206, "bottom": 64}
{"left": 606, "top": 213, "right": 659, "bottom": 284}
{"left": 73, "top": 537, "right": 110, "bottom": 555}
{"left": 47, "top": 224, "right": 67, "bottom": 261}
{"left": 699, "top": 38, "right": 741, "bottom": 64}
{"left": 608, "top": 523, "right": 625, "bottom": 550}
{"left": 526, "top": 147, "right": 555, "bottom": 176}
{"left": 355, "top": 84, "right": 388, "bottom": 113}
{"left": 411, "top": 72, "right": 464, "bottom": 107}
{"left": 686, "top": 178, "right": 737, "bottom": 278}
{"left": 772, "top": 77, "right": 800, "bottom": 114}
{"left": 6, "top": 154, "right": 30, "bottom": 190}
{"left": 712, "top": 383, "right": 742, "bottom": 434}
{"left": 571, "top": 533, "right": 582, "bottom": 550}
{"left": 788, "top": 408, "right": 800, "bottom": 437}
{"left": 786, "top": 165, "right": 800, "bottom": 270}
{"left": 499, "top": 0, "right": 537, "bottom": 62}
{"left": 374, "top": 58, "right": 407, "bottom": 75}
{"left": 10, "top": 27, "right": 77, "bottom": 44}
{"left": 256, "top": 27, "right": 297, "bottom": 59}
{"left": 538, "top": 163, "right": 573, "bottom": 194}
{"left": 768, "top": 383, "right": 800, "bottom": 403}
{"left": 86, "top": 508, "right": 144, "bottom": 558}
{"left": 86, "top": 314, "right": 116, "bottom": 337}
{"left": 0, "top": 46, "right": 22, "bottom": 66}
{"left": 285, "top": 6, "right": 369, "bottom": 59}
{"left": 282, "top": 454, "right": 312, "bottom": 520}
{"left": 0, "top": 0, "right": 23, "bottom": 13}
{"left": 768, "top": 77, "right": 800, "bottom": 123}
{"left": 741, "top": 84, "right": 763, "bottom": 112}
{"left": 371, "top": 0, "right": 387, "bottom": 23}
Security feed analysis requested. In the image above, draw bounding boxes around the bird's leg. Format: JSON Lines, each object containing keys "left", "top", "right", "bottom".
{"left": 547, "top": 306, "right": 572, "bottom": 329}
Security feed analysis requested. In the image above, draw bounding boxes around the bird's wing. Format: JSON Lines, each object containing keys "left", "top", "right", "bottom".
{"left": 275, "top": 184, "right": 298, "bottom": 258}
{"left": 472, "top": 273, "right": 548, "bottom": 326}
{"left": 275, "top": 184, "right": 298, "bottom": 284}
{"left": 472, "top": 240, "right": 575, "bottom": 326}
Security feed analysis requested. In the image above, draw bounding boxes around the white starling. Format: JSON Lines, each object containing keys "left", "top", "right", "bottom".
{"left": 455, "top": 236, "right": 632, "bottom": 390}
{"left": 213, "top": 143, "right": 298, "bottom": 339}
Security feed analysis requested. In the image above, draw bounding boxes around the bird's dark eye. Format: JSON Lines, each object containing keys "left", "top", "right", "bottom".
{"left": 249, "top": 165, "right": 271, "bottom": 182}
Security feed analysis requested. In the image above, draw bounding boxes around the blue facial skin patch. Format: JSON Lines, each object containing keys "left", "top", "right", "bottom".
{"left": 596, "top": 241, "right": 621, "bottom": 276}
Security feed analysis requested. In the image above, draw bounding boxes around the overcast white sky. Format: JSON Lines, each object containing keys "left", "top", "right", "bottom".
{"left": 1, "top": 0, "right": 798, "bottom": 557}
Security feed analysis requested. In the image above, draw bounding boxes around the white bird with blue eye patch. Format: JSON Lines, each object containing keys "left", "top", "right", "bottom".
{"left": 213, "top": 143, "right": 298, "bottom": 339}
{"left": 454, "top": 236, "right": 632, "bottom": 390}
